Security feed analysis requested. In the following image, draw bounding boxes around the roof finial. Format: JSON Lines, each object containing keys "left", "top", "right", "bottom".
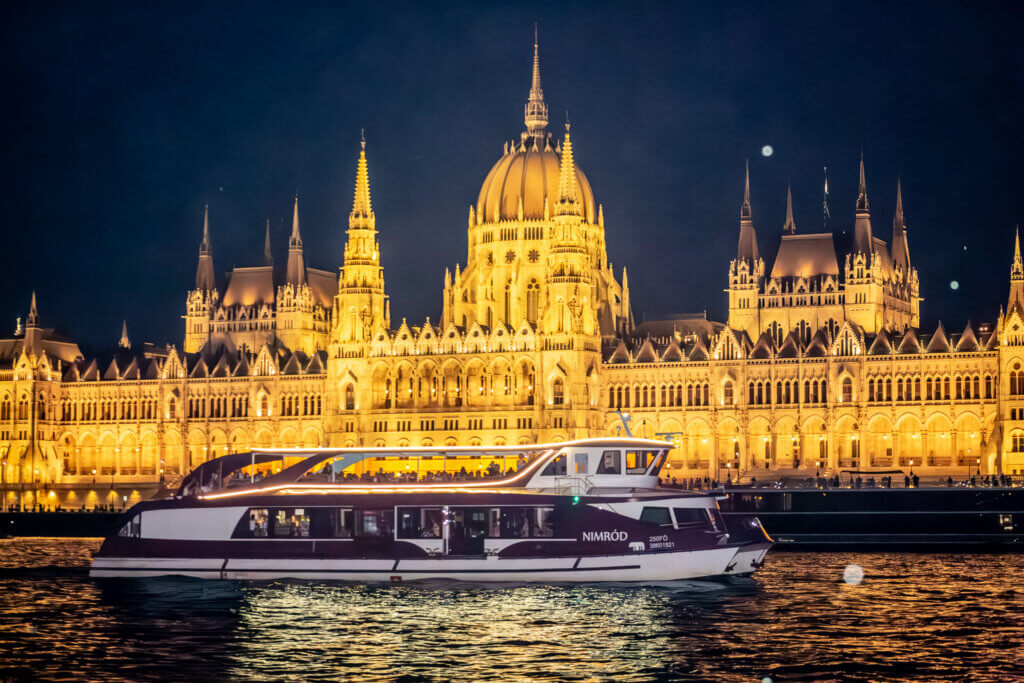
{"left": 857, "top": 150, "right": 870, "bottom": 213}
{"left": 200, "top": 203, "right": 211, "bottom": 252}
{"left": 361, "top": 127, "right": 366, "bottom": 150}
{"left": 290, "top": 193, "right": 302, "bottom": 242}
{"left": 264, "top": 219, "right": 273, "bottom": 266}
{"left": 27, "top": 291, "right": 38, "bottom": 328}
{"left": 823, "top": 165, "right": 831, "bottom": 230}
{"left": 783, "top": 184, "right": 796, "bottom": 234}
{"left": 1015, "top": 226, "right": 1022, "bottom": 271}
{"left": 118, "top": 320, "right": 130, "bottom": 349}
{"left": 740, "top": 159, "right": 751, "bottom": 219}
{"left": 524, "top": 25, "right": 548, "bottom": 138}
{"left": 894, "top": 176, "right": 904, "bottom": 229}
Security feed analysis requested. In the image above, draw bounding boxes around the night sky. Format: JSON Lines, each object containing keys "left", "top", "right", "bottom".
{"left": 3, "top": 1, "right": 1023, "bottom": 352}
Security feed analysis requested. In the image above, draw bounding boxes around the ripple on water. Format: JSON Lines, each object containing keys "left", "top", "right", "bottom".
{"left": 0, "top": 540, "right": 1022, "bottom": 681}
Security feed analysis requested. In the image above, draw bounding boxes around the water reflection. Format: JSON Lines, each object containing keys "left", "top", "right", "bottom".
{"left": 0, "top": 540, "right": 1021, "bottom": 681}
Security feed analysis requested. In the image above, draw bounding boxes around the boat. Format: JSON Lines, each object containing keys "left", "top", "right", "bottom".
{"left": 90, "top": 438, "right": 772, "bottom": 582}
{"left": 720, "top": 483, "right": 1024, "bottom": 550}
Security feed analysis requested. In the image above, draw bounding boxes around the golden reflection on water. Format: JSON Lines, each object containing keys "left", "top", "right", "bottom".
{"left": 0, "top": 539, "right": 1021, "bottom": 681}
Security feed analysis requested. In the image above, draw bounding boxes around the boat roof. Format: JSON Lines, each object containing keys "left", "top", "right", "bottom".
{"left": 181, "top": 437, "right": 672, "bottom": 499}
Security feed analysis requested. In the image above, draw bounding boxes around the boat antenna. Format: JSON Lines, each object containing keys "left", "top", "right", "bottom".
{"left": 616, "top": 410, "right": 633, "bottom": 437}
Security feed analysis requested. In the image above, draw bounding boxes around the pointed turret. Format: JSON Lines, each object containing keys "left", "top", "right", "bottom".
{"left": 1008, "top": 227, "right": 1024, "bottom": 313}
{"left": 118, "top": 320, "right": 130, "bottom": 349}
{"left": 264, "top": 219, "right": 274, "bottom": 266}
{"left": 737, "top": 160, "right": 759, "bottom": 264}
{"left": 853, "top": 153, "right": 874, "bottom": 257}
{"left": 783, "top": 184, "right": 796, "bottom": 234}
{"left": 823, "top": 165, "right": 831, "bottom": 231}
{"left": 891, "top": 178, "right": 911, "bottom": 274}
{"left": 523, "top": 25, "right": 548, "bottom": 141}
{"left": 554, "top": 121, "right": 581, "bottom": 217}
{"left": 195, "top": 204, "right": 216, "bottom": 291}
{"left": 24, "top": 291, "right": 40, "bottom": 354}
{"left": 286, "top": 194, "right": 306, "bottom": 286}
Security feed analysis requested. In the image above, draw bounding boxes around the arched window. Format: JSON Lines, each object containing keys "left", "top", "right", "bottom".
{"left": 167, "top": 397, "right": 177, "bottom": 419}
{"left": 259, "top": 395, "right": 270, "bottom": 417}
{"left": 552, "top": 378, "right": 564, "bottom": 405}
{"left": 841, "top": 377, "right": 853, "bottom": 403}
{"left": 723, "top": 380, "right": 734, "bottom": 406}
{"left": 526, "top": 280, "right": 540, "bottom": 322}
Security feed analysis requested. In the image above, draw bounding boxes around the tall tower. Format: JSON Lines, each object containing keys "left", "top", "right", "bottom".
{"left": 185, "top": 205, "right": 218, "bottom": 353}
{"left": 333, "top": 136, "right": 389, "bottom": 344}
{"left": 844, "top": 155, "right": 881, "bottom": 331}
{"left": 727, "top": 161, "right": 763, "bottom": 336}
{"left": 541, "top": 122, "right": 596, "bottom": 337}
{"left": 277, "top": 195, "right": 322, "bottom": 355}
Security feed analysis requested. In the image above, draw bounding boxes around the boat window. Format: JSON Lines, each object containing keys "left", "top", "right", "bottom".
{"left": 117, "top": 514, "right": 141, "bottom": 538}
{"left": 540, "top": 453, "right": 567, "bottom": 477}
{"left": 357, "top": 509, "right": 394, "bottom": 538}
{"left": 672, "top": 508, "right": 709, "bottom": 529}
{"left": 645, "top": 451, "right": 666, "bottom": 475}
{"left": 625, "top": 450, "right": 655, "bottom": 474}
{"left": 532, "top": 507, "right": 555, "bottom": 537}
{"left": 596, "top": 450, "right": 621, "bottom": 474}
{"left": 397, "top": 507, "right": 444, "bottom": 539}
{"left": 705, "top": 508, "right": 723, "bottom": 532}
{"left": 639, "top": 506, "right": 672, "bottom": 526}
{"left": 235, "top": 507, "right": 353, "bottom": 539}
{"left": 272, "top": 508, "right": 311, "bottom": 538}
{"left": 574, "top": 452, "right": 589, "bottom": 474}
{"left": 498, "top": 508, "right": 530, "bottom": 538}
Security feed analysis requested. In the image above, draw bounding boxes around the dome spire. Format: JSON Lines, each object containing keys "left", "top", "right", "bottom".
{"left": 524, "top": 24, "right": 548, "bottom": 140}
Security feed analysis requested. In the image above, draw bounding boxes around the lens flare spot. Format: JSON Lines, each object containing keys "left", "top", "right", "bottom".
{"left": 843, "top": 564, "right": 864, "bottom": 585}
{"left": 950, "top": 281, "right": 959, "bottom": 290}
{"left": 761, "top": 145, "right": 773, "bottom": 157}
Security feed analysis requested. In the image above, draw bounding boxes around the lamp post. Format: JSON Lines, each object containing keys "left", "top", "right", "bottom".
{"left": 976, "top": 458, "right": 981, "bottom": 478}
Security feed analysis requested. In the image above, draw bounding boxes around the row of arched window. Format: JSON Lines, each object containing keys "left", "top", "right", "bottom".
{"left": 748, "top": 379, "right": 826, "bottom": 406}
{"left": 868, "top": 375, "right": 994, "bottom": 402}
{"left": 608, "top": 382, "right": 710, "bottom": 410}
{"left": 280, "top": 394, "right": 323, "bottom": 417}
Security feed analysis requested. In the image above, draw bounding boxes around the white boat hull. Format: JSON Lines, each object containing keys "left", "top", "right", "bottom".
{"left": 90, "top": 546, "right": 740, "bottom": 583}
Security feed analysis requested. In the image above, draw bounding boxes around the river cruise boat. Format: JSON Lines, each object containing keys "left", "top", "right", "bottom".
{"left": 91, "top": 438, "right": 772, "bottom": 582}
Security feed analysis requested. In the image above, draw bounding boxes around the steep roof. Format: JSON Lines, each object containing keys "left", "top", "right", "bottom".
{"left": 770, "top": 233, "right": 839, "bottom": 279}
{"left": 222, "top": 266, "right": 275, "bottom": 307}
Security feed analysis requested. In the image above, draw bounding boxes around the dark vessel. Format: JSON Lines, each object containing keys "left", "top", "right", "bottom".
{"left": 721, "top": 485, "right": 1024, "bottom": 549}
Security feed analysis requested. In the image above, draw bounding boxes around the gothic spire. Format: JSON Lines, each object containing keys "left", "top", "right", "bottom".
{"left": 286, "top": 193, "right": 306, "bottom": 286}
{"left": 823, "top": 165, "right": 831, "bottom": 231}
{"left": 523, "top": 25, "right": 548, "bottom": 140}
{"left": 264, "top": 219, "right": 273, "bottom": 266}
{"left": 554, "top": 121, "right": 581, "bottom": 216}
{"left": 853, "top": 153, "right": 874, "bottom": 257}
{"left": 783, "top": 184, "right": 796, "bottom": 234}
{"left": 737, "top": 161, "right": 759, "bottom": 264}
{"left": 891, "top": 177, "right": 911, "bottom": 274}
{"left": 856, "top": 151, "right": 870, "bottom": 213}
{"left": 741, "top": 158, "right": 752, "bottom": 219}
{"left": 118, "top": 320, "right": 130, "bottom": 349}
{"left": 195, "top": 204, "right": 216, "bottom": 292}
{"left": 350, "top": 133, "right": 375, "bottom": 230}
{"left": 1008, "top": 227, "right": 1024, "bottom": 313}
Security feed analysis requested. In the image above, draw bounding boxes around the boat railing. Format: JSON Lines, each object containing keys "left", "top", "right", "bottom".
{"left": 552, "top": 475, "right": 594, "bottom": 497}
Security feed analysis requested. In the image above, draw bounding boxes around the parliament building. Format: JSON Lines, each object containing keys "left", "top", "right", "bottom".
{"left": 3, "top": 40, "right": 1023, "bottom": 509}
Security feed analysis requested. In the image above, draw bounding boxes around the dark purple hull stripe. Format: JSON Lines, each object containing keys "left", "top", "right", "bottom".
{"left": 96, "top": 563, "right": 644, "bottom": 574}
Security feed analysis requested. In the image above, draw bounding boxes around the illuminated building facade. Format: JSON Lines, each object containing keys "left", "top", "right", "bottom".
{"left": 2, "top": 39, "right": 1021, "bottom": 509}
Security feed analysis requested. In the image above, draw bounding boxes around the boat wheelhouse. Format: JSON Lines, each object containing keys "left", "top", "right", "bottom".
{"left": 91, "top": 438, "right": 772, "bottom": 582}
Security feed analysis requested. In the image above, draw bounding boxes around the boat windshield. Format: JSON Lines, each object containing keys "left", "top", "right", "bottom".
{"left": 293, "top": 449, "right": 547, "bottom": 485}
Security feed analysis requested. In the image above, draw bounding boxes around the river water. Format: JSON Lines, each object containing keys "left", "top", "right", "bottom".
{"left": 0, "top": 539, "right": 1021, "bottom": 681}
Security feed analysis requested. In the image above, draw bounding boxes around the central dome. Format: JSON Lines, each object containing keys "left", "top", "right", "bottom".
{"left": 477, "top": 143, "right": 595, "bottom": 223}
